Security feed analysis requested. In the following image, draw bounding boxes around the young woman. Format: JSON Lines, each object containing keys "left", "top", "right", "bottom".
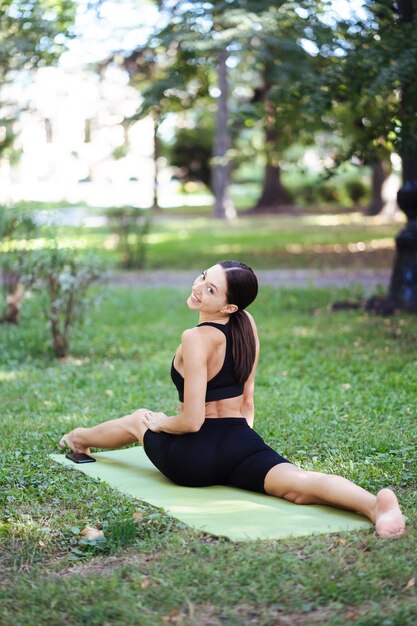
{"left": 60, "top": 261, "right": 405, "bottom": 539}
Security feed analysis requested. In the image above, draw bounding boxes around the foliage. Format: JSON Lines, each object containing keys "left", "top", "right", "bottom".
{"left": 0, "top": 0, "right": 80, "bottom": 158}
{"left": 0, "top": 286, "right": 415, "bottom": 624}
{"left": 0, "top": 206, "right": 38, "bottom": 323}
{"left": 312, "top": 0, "right": 417, "bottom": 169}
{"left": 167, "top": 124, "right": 214, "bottom": 190}
{"left": 106, "top": 207, "right": 151, "bottom": 269}
{"left": 26, "top": 246, "right": 103, "bottom": 357}
{"left": 0, "top": 0, "right": 77, "bottom": 79}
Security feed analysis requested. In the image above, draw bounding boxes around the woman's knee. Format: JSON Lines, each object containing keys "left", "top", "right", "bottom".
{"left": 127, "top": 408, "right": 149, "bottom": 442}
{"left": 264, "top": 464, "right": 322, "bottom": 499}
{"left": 131, "top": 408, "right": 148, "bottom": 421}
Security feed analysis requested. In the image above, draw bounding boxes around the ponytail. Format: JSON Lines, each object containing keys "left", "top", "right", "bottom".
{"left": 229, "top": 310, "right": 256, "bottom": 384}
{"left": 219, "top": 261, "right": 258, "bottom": 385}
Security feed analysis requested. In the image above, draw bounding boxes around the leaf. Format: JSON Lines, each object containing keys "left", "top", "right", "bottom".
{"left": 80, "top": 526, "right": 104, "bottom": 540}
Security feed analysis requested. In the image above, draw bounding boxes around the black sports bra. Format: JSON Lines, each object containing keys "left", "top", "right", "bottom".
{"left": 171, "top": 321, "right": 244, "bottom": 403}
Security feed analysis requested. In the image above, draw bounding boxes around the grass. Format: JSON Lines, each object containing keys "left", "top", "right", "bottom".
{"left": 4, "top": 211, "right": 403, "bottom": 271}
{"left": 0, "top": 284, "right": 416, "bottom": 625}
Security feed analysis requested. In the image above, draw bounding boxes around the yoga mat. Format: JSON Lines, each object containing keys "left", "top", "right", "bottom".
{"left": 50, "top": 447, "right": 372, "bottom": 541}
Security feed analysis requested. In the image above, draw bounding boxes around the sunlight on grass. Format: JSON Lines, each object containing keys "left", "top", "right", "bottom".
{"left": 0, "top": 371, "right": 18, "bottom": 381}
{"left": 213, "top": 244, "right": 244, "bottom": 254}
{"left": 0, "top": 236, "right": 93, "bottom": 252}
{"left": 302, "top": 212, "right": 406, "bottom": 226}
{"left": 146, "top": 232, "right": 190, "bottom": 244}
{"left": 285, "top": 237, "right": 394, "bottom": 255}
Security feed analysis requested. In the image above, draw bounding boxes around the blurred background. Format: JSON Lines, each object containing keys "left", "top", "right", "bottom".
{"left": 1, "top": 0, "right": 417, "bottom": 282}
{"left": 1, "top": 0, "right": 412, "bottom": 213}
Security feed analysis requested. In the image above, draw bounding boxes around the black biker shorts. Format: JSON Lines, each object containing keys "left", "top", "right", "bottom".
{"left": 143, "top": 417, "right": 291, "bottom": 494}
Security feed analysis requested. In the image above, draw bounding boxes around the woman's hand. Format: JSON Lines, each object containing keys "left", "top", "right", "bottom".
{"left": 142, "top": 410, "right": 170, "bottom": 433}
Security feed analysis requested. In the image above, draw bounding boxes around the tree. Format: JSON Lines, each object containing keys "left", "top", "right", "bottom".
{"left": 141, "top": 1, "right": 335, "bottom": 216}
{"left": 316, "top": 0, "right": 417, "bottom": 309}
{"left": 237, "top": 1, "right": 329, "bottom": 212}
{"left": 315, "top": 0, "right": 417, "bottom": 186}
{"left": 117, "top": 33, "right": 211, "bottom": 211}
{"left": 130, "top": 0, "right": 249, "bottom": 218}
{"left": 0, "top": 0, "right": 78, "bottom": 157}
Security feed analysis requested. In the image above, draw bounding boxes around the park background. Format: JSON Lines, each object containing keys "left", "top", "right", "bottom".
{"left": 1, "top": 1, "right": 416, "bottom": 625}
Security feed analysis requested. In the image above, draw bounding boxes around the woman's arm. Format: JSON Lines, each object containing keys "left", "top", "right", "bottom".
{"left": 240, "top": 312, "right": 260, "bottom": 428}
{"left": 143, "top": 328, "right": 208, "bottom": 435}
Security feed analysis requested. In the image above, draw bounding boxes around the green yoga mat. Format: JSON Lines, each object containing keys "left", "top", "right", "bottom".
{"left": 50, "top": 447, "right": 372, "bottom": 541}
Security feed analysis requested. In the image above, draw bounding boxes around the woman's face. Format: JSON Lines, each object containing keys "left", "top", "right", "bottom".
{"left": 187, "top": 264, "right": 233, "bottom": 314}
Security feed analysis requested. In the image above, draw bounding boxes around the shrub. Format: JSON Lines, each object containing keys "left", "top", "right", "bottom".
{"left": 27, "top": 247, "right": 103, "bottom": 358}
{"left": 345, "top": 179, "right": 369, "bottom": 205}
{"left": 0, "top": 206, "right": 38, "bottom": 324}
{"left": 106, "top": 207, "right": 151, "bottom": 270}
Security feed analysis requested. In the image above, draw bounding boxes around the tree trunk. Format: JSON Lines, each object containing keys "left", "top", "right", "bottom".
{"left": 1, "top": 281, "right": 25, "bottom": 324}
{"left": 212, "top": 50, "right": 236, "bottom": 219}
{"left": 254, "top": 139, "right": 290, "bottom": 211}
{"left": 151, "top": 109, "right": 161, "bottom": 213}
{"left": 365, "top": 161, "right": 388, "bottom": 216}
{"left": 52, "top": 324, "right": 69, "bottom": 358}
{"left": 251, "top": 80, "right": 290, "bottom": 213}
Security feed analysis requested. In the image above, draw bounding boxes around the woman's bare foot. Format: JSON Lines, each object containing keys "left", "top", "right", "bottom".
{"left": 59, "top": 428, "right": 91, "bottom": 454}
{"left": 374, "top": 488, "right": 405, "bottom": 539}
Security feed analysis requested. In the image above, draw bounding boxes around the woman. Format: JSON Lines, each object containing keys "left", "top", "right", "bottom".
{"left": 60, "top": 261, "right": 405, "bottom": 539}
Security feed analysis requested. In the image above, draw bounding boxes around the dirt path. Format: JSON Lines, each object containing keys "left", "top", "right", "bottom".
{"left": 106, "top": 268, "right": 390, "bottom": 291}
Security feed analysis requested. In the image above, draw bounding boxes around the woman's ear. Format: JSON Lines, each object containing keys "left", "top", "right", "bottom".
{"left": 220, "top": 304, "right": 238, "bottom": 314}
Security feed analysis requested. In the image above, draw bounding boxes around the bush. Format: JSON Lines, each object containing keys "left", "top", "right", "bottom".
{"left": 345, "top": 179, "right": 369, "bottom": 205}
{"left": 106, "top": 207, "right": 151, "bottom": 270}
{"left": 0, "top": 207, "right": 38, "bottom": 323}
{"left": 26, "top": 247, "right": 103, "bottom": 358}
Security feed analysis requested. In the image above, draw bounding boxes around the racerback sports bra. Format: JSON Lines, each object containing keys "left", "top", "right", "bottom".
{"left": 170, "top": 321, "right": 244, "bottom": 403}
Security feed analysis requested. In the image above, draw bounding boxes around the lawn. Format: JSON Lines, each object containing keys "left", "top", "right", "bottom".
{"left": 4, "top": 209, "right": 404, "bottom": 270}
{"left": 0, "top": 285, "right": 416, "bottom": 626}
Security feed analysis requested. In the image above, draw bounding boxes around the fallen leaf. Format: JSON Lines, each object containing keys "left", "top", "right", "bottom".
{"left": 162, "top": 609, "right": 179, "bottom": 623}
{"left": 342, "top": 383, "right": 351, "bottom": 390}
{"left": 133, "top": 512, "right": 143, "bottom": 521}
{"left": 405, "top": 578, "right": 415, "bottom": 590}
{"left": 105, "top": 389, "right": 114, "bottom": 397}
{"left": 140, "top": 578, "right": 150, "bottom": 589}
{"left": 80, "top": 526, "right": 104, "bottom": 540}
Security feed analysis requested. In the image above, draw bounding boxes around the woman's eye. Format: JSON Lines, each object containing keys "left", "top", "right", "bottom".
{"left": 207, "top": 286, "right": 213, "bottom": 293}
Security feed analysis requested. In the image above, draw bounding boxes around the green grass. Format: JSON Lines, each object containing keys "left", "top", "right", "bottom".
{"left": 5, "top": 212, "right": 402, "bottom": 270}
{"left": 0, "top": 286, "right": 416, "bottom": 625}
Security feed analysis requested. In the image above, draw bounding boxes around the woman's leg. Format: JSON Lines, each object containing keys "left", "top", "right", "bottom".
{"left": 264, "top": 463, "right": 405, "bottom": 539}
{"left": 59, "top": 408, "right": 149, "bottom": 453}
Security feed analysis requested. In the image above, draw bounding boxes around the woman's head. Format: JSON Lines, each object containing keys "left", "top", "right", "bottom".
{"left": 188, "top": 261, "right": 258, "bottom": 317}
{"left": 219, "top": 261, "right": 258, "bottom": 313}
{"left": 188, "top": 261, "right": 258, "bottom": 384}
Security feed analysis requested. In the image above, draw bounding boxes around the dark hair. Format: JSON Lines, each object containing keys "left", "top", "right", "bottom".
{"left": 219, "top": 261, "right": 258, "bottom": 384}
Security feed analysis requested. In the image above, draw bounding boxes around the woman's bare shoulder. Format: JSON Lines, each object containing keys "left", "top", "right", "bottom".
{"left": 181, "top": 325, "right": 221, "bottom": 345}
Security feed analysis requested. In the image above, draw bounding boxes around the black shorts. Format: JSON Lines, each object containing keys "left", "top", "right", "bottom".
{"left": 143, "top": 417, "right": 291, "bottom": 494}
